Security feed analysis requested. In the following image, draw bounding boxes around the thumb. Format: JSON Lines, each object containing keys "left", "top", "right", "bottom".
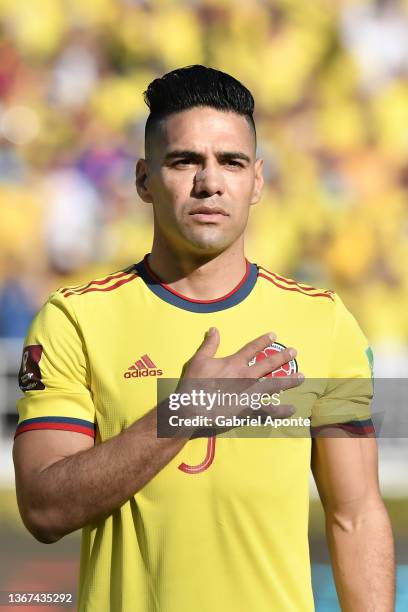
{"left": 196, "top": 327, "right": 220, "bottom": 358}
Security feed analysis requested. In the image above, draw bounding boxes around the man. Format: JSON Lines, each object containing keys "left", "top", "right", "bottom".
{"left": 13, "top": 66, "right": 394, "bottom": 611}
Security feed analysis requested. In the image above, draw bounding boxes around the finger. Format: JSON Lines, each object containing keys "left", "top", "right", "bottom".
{"left": 234, "top": 332, "right": 277, "bottom": 363}
{"left": 262, "top": 403, "right": 296, "bottom": 419}
{"left": 250, "top": 373, "right": 304, "bottom": 395}
{"left": 249, "top": 347, "right": 297, "bottom": 379}
{"left": 195, "top": 327, "right": 220, "bottom": 358}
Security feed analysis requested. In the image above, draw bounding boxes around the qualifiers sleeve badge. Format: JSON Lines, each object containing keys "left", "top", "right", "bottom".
{"left": 18, "top": 345, "right": 45, "bottom": 391}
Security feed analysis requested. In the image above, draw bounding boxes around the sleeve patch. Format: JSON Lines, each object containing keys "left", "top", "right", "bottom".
{"left": 365, "top": 346, "right": 374, "bottom": 378}
{"left": 18, "top": 345, "right": 45, "bottom": 391}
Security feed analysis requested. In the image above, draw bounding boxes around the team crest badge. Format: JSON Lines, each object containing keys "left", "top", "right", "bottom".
{"left": 249, "top": 341, "right": 298, "bottom": 377}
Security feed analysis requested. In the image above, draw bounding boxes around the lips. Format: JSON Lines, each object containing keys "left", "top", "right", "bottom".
{"left": 189, "top": 207, "right": 228, "bottom": 223}
{"left": 189, "top": 206, "right": 228, "bottom": 216}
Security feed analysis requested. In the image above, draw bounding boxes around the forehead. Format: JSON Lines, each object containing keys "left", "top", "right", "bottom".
{"left": 154, "top": 107, "right": 255, "bottom": 155}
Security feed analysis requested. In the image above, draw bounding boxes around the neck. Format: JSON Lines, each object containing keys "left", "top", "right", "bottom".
{"left": 147, "top": 238, "right": 247, "bottom": 301}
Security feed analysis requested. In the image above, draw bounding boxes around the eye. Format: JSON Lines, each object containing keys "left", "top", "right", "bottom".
{"left": 224, "top": 160, "right": 244, "bottom": 168}
{"left": 173, "top": 159, "right": 195, "bottom": 167}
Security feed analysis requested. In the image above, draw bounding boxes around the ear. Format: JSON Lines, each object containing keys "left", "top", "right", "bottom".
{"left": 250, "top": 157, "right": 264, "bottom": 206}
{"left": 135, "top": 159, "right": 153, "bottom": 203}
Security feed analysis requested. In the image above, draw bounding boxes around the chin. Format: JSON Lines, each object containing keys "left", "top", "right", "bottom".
{"left": 184, "top": 230, "right": 235, "bottom": 253}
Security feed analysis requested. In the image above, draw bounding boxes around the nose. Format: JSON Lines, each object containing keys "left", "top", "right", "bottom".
{"left": 193, "top": 165, "right": 224, "bottom": 198}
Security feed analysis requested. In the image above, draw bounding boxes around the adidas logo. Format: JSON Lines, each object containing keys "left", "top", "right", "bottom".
{"left": 124, "top": 354, "right": 163, "bottom": 379}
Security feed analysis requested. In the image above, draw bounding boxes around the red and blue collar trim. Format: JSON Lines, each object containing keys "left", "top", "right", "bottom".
{"left": 134, "top": 255, "right": 258, "bottom": 313}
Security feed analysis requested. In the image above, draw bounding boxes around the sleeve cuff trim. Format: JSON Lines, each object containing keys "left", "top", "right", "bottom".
{"left": 15, "top": 416, "right": 96, "bottom": 439}
{"left": 311, "top": 418, "right": 375, "bottom": 436}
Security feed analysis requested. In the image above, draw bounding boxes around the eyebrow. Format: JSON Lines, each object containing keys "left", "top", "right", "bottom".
{"left": 164, "top": 150, "right": 252, "bottom": 163}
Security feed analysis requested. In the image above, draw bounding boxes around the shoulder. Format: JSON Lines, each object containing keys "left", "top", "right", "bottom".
{"left": 54, "top": 264, "right": 141, "bottom": 301}
{"left": 30, "top": 265, "right": 142, "bottom": 334}
{"left": 256, "top": 264, "right": 335, "bottom": 303}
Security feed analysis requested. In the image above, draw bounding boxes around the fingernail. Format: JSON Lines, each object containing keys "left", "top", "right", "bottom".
{"left": 288, "top": 348, "right": 297, "bottom": 358}
{"left": 268, "top": 332, "right": 276, "bottom": 342}
{"left": 208, "top": 327, "right": 216, "bottom": 336}
{"left": 297, "top": 373, "right": 305, "bottom": 381}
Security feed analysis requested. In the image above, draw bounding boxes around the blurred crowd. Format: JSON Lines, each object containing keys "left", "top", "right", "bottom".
{"left": 0, "top": 0, "right": 407, "bottom": 373}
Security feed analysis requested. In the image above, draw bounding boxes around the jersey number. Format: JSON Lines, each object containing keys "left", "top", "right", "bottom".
{"left": 178, "top": 437, "right": 216, "bottom": 474}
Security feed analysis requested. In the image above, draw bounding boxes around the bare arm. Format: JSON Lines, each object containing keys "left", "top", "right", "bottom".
{"left": 312, "top": 434, "right": 395, "bottom": 611}
{"left": 14, "top": 328, "right": 301, "bottom": 543}
{"left": 13, "top": 409, "right": 186, "bottom": 543}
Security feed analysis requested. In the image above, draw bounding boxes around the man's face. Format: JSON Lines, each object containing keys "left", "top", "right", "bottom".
{"left": 136, "top": 106, "right": 264, "bottom": 256}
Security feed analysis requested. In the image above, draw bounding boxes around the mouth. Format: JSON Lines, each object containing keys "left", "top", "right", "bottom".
{"left": 189, "top": 206, "right": 229, "bottom": 223}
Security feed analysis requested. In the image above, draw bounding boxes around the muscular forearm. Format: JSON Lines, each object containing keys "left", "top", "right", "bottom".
{"left": 20, "top": 409, "right": 187, "bottom": 542}
{"left": 326, "top": 502, "right": 395, "bottom": 611}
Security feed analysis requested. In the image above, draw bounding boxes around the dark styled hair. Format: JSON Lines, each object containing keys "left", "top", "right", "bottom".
{"left": 144, "top": 65, "right": 256, "bottom": 149}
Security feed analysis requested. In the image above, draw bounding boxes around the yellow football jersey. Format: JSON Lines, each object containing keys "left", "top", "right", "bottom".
{"left": 16, "top": 257, "right": 374, "bottom": 612}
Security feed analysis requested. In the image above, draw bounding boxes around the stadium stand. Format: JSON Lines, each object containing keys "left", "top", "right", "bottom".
{"left": 0, "top": 0, "right": 407, "bottom": 489}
